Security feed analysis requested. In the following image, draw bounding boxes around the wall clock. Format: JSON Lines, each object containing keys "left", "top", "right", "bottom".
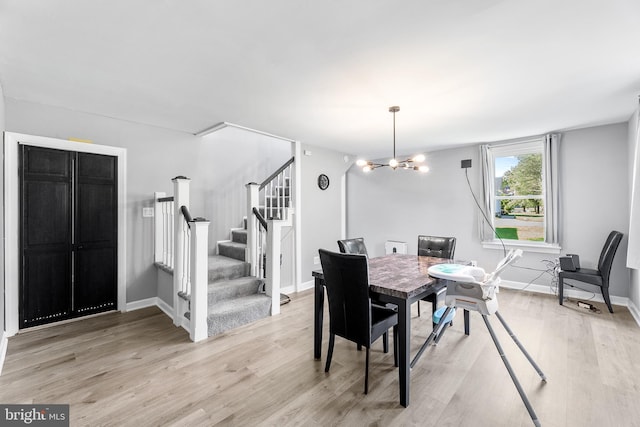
{"left": 317, "top": 174, "right": 330, "bottom": 190}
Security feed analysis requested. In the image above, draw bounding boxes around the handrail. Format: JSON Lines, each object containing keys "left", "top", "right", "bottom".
{"left": 252, "top": 207, "right": 268, "bottom": 231}
{"left": 259, "top": 156, "right": 294, "bottom": 190}
{"left": 181, "top": 205, "right": 193, "bottom": 223}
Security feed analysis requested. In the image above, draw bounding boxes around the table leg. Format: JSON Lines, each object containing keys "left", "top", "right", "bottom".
{"left": 397, "top": 300, "right": 411, "bottom": 407}
{"left": 314, "top": 277, "right": 324, "bottom": 360}
{"left": 464, "top": 309, "right": 470, "bottom": 335}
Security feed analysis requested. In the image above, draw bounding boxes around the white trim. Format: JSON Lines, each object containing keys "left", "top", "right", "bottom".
{"left": 298, "top": 279, "right": 315, "bottom": 292}
{"left": 293, "top": 140, "right": 302, "bottom": 292}
{"left": 126, "top": 297, "right": 158, "bottom": 312}
{"left": 500, "top": 280, "right": 633, "bottom": 321}
{"left": 482, "top": 240, "right": 561, "bottom": 254}
{"left": 3, "top": 132, "right": 127, "bottom": 337}
{"left": 0, "top": 331, "right": 8, "bottom": 376}
{"left": 628, "top": 299, "right": 640, "bottom": 327}
{"left": 281, "top": 284, "right": 296, "bottom": 294}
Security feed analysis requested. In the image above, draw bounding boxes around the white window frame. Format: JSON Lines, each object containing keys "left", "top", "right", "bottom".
{"left": 482, "top": 138, "right": 561, "bottom": 254}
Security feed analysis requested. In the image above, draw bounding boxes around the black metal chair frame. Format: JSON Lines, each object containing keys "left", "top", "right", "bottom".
{"left": 558, "top": 230, "right": 623, "bottom": 313}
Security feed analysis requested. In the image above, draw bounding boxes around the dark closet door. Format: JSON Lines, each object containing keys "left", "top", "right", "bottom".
{"left": 20, "top": 146, "right": 117, "bottom": 328}
{"left": 20, "top": 147, "right": 73, "bottom": 327}
{"left": 74, "top": 152, "right": 117, "bottom": 316}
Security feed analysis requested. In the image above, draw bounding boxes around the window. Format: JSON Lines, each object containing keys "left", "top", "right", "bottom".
{"left": 480, "top": 135, "right": 559, "bottom": 252}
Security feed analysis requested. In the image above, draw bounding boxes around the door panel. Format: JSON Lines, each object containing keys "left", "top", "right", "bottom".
{"left": 74, "top": 153, "right": 117, "bottom": 318}
{"left": 25, "top": 181, "right": 71, "bottom": 246}
{"left": 22, "top": 251, "right": 71, "bottom": 327}
{"left": 20, "top": 146, "right": 73, "bottom": 328}
{"left": 74, "top": 247, "right": 116, "bottom": 315}
{"left": 76, "top": 184, "right": 115, "bottom": 243}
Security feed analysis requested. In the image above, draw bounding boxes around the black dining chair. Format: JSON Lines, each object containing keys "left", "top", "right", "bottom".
{"left": 338, "top": 238, "right": 397, "bottom": 315}
{"left": 319, "top": 249, "right": 398, "bottom": 394}
{"left": 417, "top": 235, "right": 457, "bottom": 319}
{"left": 337, "top": 237, "right": 368, "bottom": 256}
{"left": 559, "top": 230, "right": 623, "bottom": 313}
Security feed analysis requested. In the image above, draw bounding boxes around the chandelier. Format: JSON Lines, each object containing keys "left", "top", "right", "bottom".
{"left": 356, "top": 106, "right": 429, "bottom": 173}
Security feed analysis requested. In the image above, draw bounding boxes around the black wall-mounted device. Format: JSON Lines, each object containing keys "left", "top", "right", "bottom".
{"left": 461, "top": 159, "right": 472, "bottom": 169}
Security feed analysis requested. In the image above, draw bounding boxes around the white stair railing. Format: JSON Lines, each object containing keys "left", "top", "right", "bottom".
{"left": 246, "top": 157, "right": 295, "bottom": 316}
{"left": 154, "top": 176, "right": 209, "bottom": 342}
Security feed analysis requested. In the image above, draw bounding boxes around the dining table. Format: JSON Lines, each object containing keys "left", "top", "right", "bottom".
{"left": 312, "top": 253, "right": 470, "bottom": 407}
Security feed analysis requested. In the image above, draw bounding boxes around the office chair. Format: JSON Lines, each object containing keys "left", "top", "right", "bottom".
{"left": 319, "top": 249, "right": 398, "bottom": 394}
{"left": 417, "top": 235, "right": 457, "bottom": 319}
{"left": 558, "top": 230, "right": 623, "bottom": 313}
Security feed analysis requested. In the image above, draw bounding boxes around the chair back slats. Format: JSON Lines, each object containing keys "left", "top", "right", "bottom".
{"left": 597, "top": 231, "right": 623, "bottom": 284}
{"left": 418, "top": 235, "right": 456, "bottom": 259}
{"left": 318, "top": 249, "right": 371, "bottom": 346}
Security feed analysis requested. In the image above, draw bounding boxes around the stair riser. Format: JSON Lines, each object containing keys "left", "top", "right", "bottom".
{"left": 208, "top": 280, "right": 262, "bottom": 304}
{"left": 208, "top": 262, "right": 250, "bottom": 282}
{"left": 218, "top": 243, "right": 246, "bottom": 262}
{"left": 207, "top": 298, "right": 271, "bottom": 336}
{"left": 231, "top": 229, "right": 247, "bottom": 244}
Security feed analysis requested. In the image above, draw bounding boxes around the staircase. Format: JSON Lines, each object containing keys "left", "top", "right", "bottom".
{"left": 155, "top": 157, "right": 295, "bottom": 342}
{"left": 203, "top": 221, "right": 271, "bottom": 336}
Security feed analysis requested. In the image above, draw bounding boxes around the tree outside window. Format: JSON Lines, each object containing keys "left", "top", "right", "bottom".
{"left": 492, "top": 143, "right": 545, "bottom": 242}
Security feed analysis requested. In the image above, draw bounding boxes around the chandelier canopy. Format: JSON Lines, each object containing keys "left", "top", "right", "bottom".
{"left": 356, "top": 106, "right": 428, "bottom": 173}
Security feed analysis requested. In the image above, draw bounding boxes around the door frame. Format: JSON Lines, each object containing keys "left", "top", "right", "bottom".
{"left": 4, "top": 132, "right": 127, "bottom": 336}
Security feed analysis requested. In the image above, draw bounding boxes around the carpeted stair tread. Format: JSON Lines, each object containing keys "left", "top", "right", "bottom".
{"left": 207, "top": 294, "right": 272, "bottom": 336}
{"left": 218, "top": 241, "right": 246, "bottom": 262}
{"left": 208, "top": 276, "right": 262, "bottom": 304}
{"left": 207, "top": 255, "right": 250, "bottom": 282}
{"left": 231, "top": 229, "right": 247, "bottom": 244}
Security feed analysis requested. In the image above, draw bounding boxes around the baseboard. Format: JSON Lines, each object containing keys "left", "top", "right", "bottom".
{"left": 280, "top": 285, "right": 296, "bottom": 295}
{"left": 126, "top": 297, "right": 158, "bottom": 312}
{"left": 297, "top": 279, "right": 315, "bottom": 292}
{"left": 628, "top": 299, "right": 640, "bottom": 327}
{"left": 0, "top": 331, "right": 7, "bottom": 376}
{"left": 500, "top": 280, "right": 630, "bottom": 312}
{"left": 156, "top": 298, "right": 174, "bottom": 318}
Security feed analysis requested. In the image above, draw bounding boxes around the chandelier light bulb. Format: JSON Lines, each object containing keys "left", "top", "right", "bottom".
{"left": 356, "top": 159, "right": 368, "bottom": 166}
{"left": 412, "top": 154, "right": 426, "bottom": 163}
{"left": 363, "top": 165, "right": 372, "bottom": 172}
{"left": 389, "top": 158, "right": 399, "bottom": 168}
{"left": 418, "top": 165, "right": 429, "bottom": 173}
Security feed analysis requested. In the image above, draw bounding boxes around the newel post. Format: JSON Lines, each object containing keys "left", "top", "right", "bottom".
{"left": 172, "top": 176, "right": 190, "bottom": 327}
{"left": 266, "top": 219, "right": 282, "bottom": 315}
{"left": 246, "top": 182, "right": 260, "bottom": 277}
{"left": 154, "top": 191, "right": 166, "bottom": 264}
{"left": 189, "top": 218, "right": 210, "bottom": 342}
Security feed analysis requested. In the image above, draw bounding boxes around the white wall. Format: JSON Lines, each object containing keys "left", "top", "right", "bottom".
{"left": 560, "top": 123, "right": 630, "bottom": 298}
{"left": 347, "top": 122, "right": 631, "bottom": 298}
{"left": 299, "top": 144, "right": 351, "bottom": 286}
{"left": 628, "top": 109, "right": 640, "bottom": 313}
{"left": 0, "top": 82, "right": 5, "bottom": 333}
{"left": 5, "top": 99, "right": 290, "bottom": 304}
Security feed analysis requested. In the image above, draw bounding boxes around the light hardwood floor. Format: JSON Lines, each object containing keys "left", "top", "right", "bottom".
{"left": 1, "top": 289, "right": 639, "bottom": 427}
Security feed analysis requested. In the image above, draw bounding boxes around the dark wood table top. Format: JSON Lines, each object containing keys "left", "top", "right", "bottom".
{"left": 313, "top": 253, "right": 456, "bottom": 300}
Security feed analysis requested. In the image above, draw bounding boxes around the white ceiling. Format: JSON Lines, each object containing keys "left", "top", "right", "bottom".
{"left": 1, "top": 1, "right": 639, "bottom": 158}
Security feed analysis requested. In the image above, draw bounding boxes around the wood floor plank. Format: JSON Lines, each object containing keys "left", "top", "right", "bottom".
{"left": 1, "top": 289, "right": 639, "bottom": 426}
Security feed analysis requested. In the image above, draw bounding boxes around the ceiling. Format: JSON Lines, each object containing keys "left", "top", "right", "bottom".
{"left": 1, "top": 1, "right": 639, "bottom": 158}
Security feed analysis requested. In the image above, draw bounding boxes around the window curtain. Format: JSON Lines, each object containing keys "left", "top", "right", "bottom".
{"left": 627, "top": 99, "right": 640, "bottom": 268}
{"left": 544, "top": 133, "right": 560, "bottom": 245}
{"left": 479, "top": 144, "right": 493, "bottom": 241}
